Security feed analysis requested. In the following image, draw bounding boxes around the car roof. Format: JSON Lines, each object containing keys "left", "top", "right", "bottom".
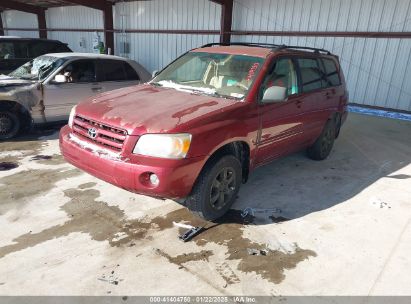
{"left": 45, "top": 52, "right": 130, "bottom": 61}
{"left": 193, "top": 45, "right": 272, "bottom": 58}
{"left": 192, "top": 43, "right": 337, "bottom": 59}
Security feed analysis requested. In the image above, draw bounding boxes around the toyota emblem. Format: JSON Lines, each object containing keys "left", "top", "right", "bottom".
{"left": 87, "top": 127, "right": 97, "bottom": 139}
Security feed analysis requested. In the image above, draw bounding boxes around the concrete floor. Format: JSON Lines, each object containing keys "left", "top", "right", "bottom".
{"left": 0, "top": 113, "right": 410, "bottom": 296}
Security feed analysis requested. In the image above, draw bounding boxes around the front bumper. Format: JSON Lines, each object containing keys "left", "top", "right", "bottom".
{"left": 59, "top": 125, "right": 206, "bottom": 199}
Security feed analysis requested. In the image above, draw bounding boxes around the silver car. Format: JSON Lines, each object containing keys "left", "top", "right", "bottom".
{"left": 0, "top": 53, "right": 151, "bottom": 139}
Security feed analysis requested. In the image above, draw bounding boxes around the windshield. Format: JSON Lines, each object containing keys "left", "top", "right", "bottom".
{"left": 152, "top": 52, "right": 264, "bottom": 99}
{"left": 9, "top": 55, "right": 68, "bottom": 80}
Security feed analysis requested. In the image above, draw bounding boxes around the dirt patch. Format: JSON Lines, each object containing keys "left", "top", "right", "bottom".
{"left": 0, "top": 139, "right": 46, "bottom": 163}
{"left": 0, "top": 187, "right": 315, "bottom": 284}
{"left": 0, "top": 168, "right": 80, "bottom": 203}
{"left": 0, "top": 162, "right": 19, "bottom": 171}
{"left": 216, "top": 262, "right": 241, "bottom": 285}
{"left": 30, "top": 154, "right": 66, "bottom": 166}
{"left": 78, "top": 182, "right": 97, "bottom": 189}
{"left": 155, "top": 248, "right": 213, "bottom": 266}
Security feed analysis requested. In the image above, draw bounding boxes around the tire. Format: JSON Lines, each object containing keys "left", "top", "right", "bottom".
{"left": 0, "top": 111, "right": 20, "bottom": 140}
{"left": 185, "top": 155, "right": 242, "bottom": 221}
{"left": 307, "top": 119, "right": 336, "bottom": 161}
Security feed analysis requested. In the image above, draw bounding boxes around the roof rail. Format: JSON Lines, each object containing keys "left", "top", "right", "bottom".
{"left": 200, "top": 42, "right": 333, "bottom": 55}
{"left": 201, "top": 42, "right": 281, "bottom": 49}
{"left": 276, "top": 45, "right": 332, "bottom": 55}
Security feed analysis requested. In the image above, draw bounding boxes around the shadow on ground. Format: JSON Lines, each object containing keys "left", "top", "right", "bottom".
{"left": 232, "top": 114, "right": 411, "bottom": 223}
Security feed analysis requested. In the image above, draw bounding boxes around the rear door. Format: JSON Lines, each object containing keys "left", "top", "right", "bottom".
{"left": 42, "top": 59, "right": 98, "bottom": 121}
{"left": 294, "top": 57, "right": 332, "bottom": 142}
{"left": 0, "top": 40, "right": 30, "bottom": 74}
{"left": 255, "top": 57, "right": 306, "bottom": 165}
{"left": 96, "top": 59, "right": 141, "bottom": 92}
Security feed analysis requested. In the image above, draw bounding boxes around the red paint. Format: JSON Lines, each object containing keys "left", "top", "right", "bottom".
{"left": 60, "top": 47, "right": 348, "bottom": 200}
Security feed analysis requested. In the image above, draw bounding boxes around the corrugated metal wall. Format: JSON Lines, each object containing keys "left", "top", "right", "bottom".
{"left": 1, "top": 10, "right": 39, "bottom": 38}
{"left": 232, "top": 0, "right": 411, "bottom": 111}
{"left": 1, "top": 0, "right": 410, "bottom": 111}
{"left": 113, "top": 0, "right": 220, "bottom": 72}
{"left": 46, "top": 6, "right": 103, "bottom": 53}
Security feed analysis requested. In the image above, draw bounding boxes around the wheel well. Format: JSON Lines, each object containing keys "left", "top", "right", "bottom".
{"left": 204, "top": 141, "right": 250, "bottom": 183}
{"left": 0, "top": 100, "right": 32, "bottom": 131}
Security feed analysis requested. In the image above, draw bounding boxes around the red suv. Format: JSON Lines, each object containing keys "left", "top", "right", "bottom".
{"left": 60, "top": 43, "right": 348, "bottom": 220}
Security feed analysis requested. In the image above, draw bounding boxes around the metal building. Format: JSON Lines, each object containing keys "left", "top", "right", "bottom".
{"left": 1, "top": 0, "right": 411, "bottom": 111}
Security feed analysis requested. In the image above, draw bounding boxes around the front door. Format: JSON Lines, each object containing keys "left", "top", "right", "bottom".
{"left": 42, "top": 59, "right": 100, "bottom": 122}
{"left": 255, "top": 57, "right": 305, "bottom": 165}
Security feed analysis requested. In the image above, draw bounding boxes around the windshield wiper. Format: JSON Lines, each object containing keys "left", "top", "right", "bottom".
{"left": 150, "top": 82, "right": 163, "bottom": 87}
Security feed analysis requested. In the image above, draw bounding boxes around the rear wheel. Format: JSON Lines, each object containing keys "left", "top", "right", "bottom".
{"left": 185, "top": 155, "right": 242, "bottom": 221}
{"left": 0, "top": 111, "right": 20, "bottom": 140}
{"left": 307, "top": 119, "right": 336, "bottom": 161}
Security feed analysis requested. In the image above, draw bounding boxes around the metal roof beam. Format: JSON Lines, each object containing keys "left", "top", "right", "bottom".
{"left": 0, "top": 0, "right": 45, "bottom": 15}
{"left": 210, "top": 0, "right": 233, "bottom": 44}
{"left": 63, "top": 0, "right": 111, "bottom": 11}
{"left": 1, "top": 0, "right": 47, "bottom": 38}
{"left": 64, "top": 0, "right": 114, "bottom": 53}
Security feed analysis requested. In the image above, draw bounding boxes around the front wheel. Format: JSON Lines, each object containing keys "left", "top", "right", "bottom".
{"left": 0, "top": 111, "right": 20, "bottom": 140}
{"left": 185, "top": 155, "right": 242, "bottom": 221}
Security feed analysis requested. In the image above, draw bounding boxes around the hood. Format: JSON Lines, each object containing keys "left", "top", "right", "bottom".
{"left": 0, "top": 75, "right": 36, "bottom": 91}
{"left": 76, "top": 84, "right": 244, "bottom": 135}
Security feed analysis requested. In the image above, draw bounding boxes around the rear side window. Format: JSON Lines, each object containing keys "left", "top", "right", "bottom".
{"left": 99, "top": 60, "right": 127, "bottom": 81}
{"left": 124, "top": 62, "right": 140, "bottom": 80}
{"left": 297, "top": 58, "right": 325, "bottom": 93}
{"left": 0, "top": 41, "right": 29, "bottom": 59}
{"left": 322, "top": 58, "right": 341, "bottom": 87}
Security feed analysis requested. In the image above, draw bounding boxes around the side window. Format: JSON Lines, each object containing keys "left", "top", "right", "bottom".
{"left": 261, "top": 58, "right": 298, "bottom": 98}
{"left": 124, "top": 62, "right": 140, "bottom": 81}
{"left": 30, "top": 42, "right": 55, "bottom": 58}
{"left": 322, "top": 58, "right": 341, "bottom": 87}
{"left": 298, "top": 58, "right": 325, "bottom": 93}
{"left": 0, "top": 42, "right": 15, "bottom": 59}
{"left": 60, "top": 60, "right": 96, "bottom": 83}
{"left": 99, "top": 60, "right": 127, "bottom": 81}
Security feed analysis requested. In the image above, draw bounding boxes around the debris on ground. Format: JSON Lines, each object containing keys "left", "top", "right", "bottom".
{"left": 370, "top": 196, "right": 391, "bottom": 209}
{"left": 247, "top": 248, "right": 269, "bottom": 256}
{"left": 173, "top": 221, "right": 205, "bottom": 242}
{"left": 98, "top": 264, "right": 122, "bottom": 286}
{"left": 241, "top": 207, "right": 284, "bottom": 223}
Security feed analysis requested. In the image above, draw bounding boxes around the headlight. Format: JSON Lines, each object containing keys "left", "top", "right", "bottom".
{"left": 133, "top": 134, "right": 192, "bottom": 159}
{"left": 68, "top": 105, "right": 77, "bottom": 129}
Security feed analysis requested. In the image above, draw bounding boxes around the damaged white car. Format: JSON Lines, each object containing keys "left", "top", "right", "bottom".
{"left": 0, "top": 53, "right": 151, "bottom": 139}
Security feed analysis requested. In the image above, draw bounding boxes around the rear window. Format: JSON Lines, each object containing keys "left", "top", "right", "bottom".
{"left": 321, "top": 58, "right": 341, "bottom": 87}
{"left": 298, "top": 58, "right": 325, "bottom": 93}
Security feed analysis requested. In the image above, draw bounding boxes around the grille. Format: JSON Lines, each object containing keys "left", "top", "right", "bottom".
{"left": 72, "top": 115, "right": 127, "bottom": 152}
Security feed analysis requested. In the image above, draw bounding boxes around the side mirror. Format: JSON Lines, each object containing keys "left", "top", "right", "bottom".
{"left": 53, "top": 74, "right": 68, "bottom": 83}
{"left": 152, "top": 70, "right": 159, "bottom": 78}
{"left": 261, "top": 86, "right": 287, "bottom": 103}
